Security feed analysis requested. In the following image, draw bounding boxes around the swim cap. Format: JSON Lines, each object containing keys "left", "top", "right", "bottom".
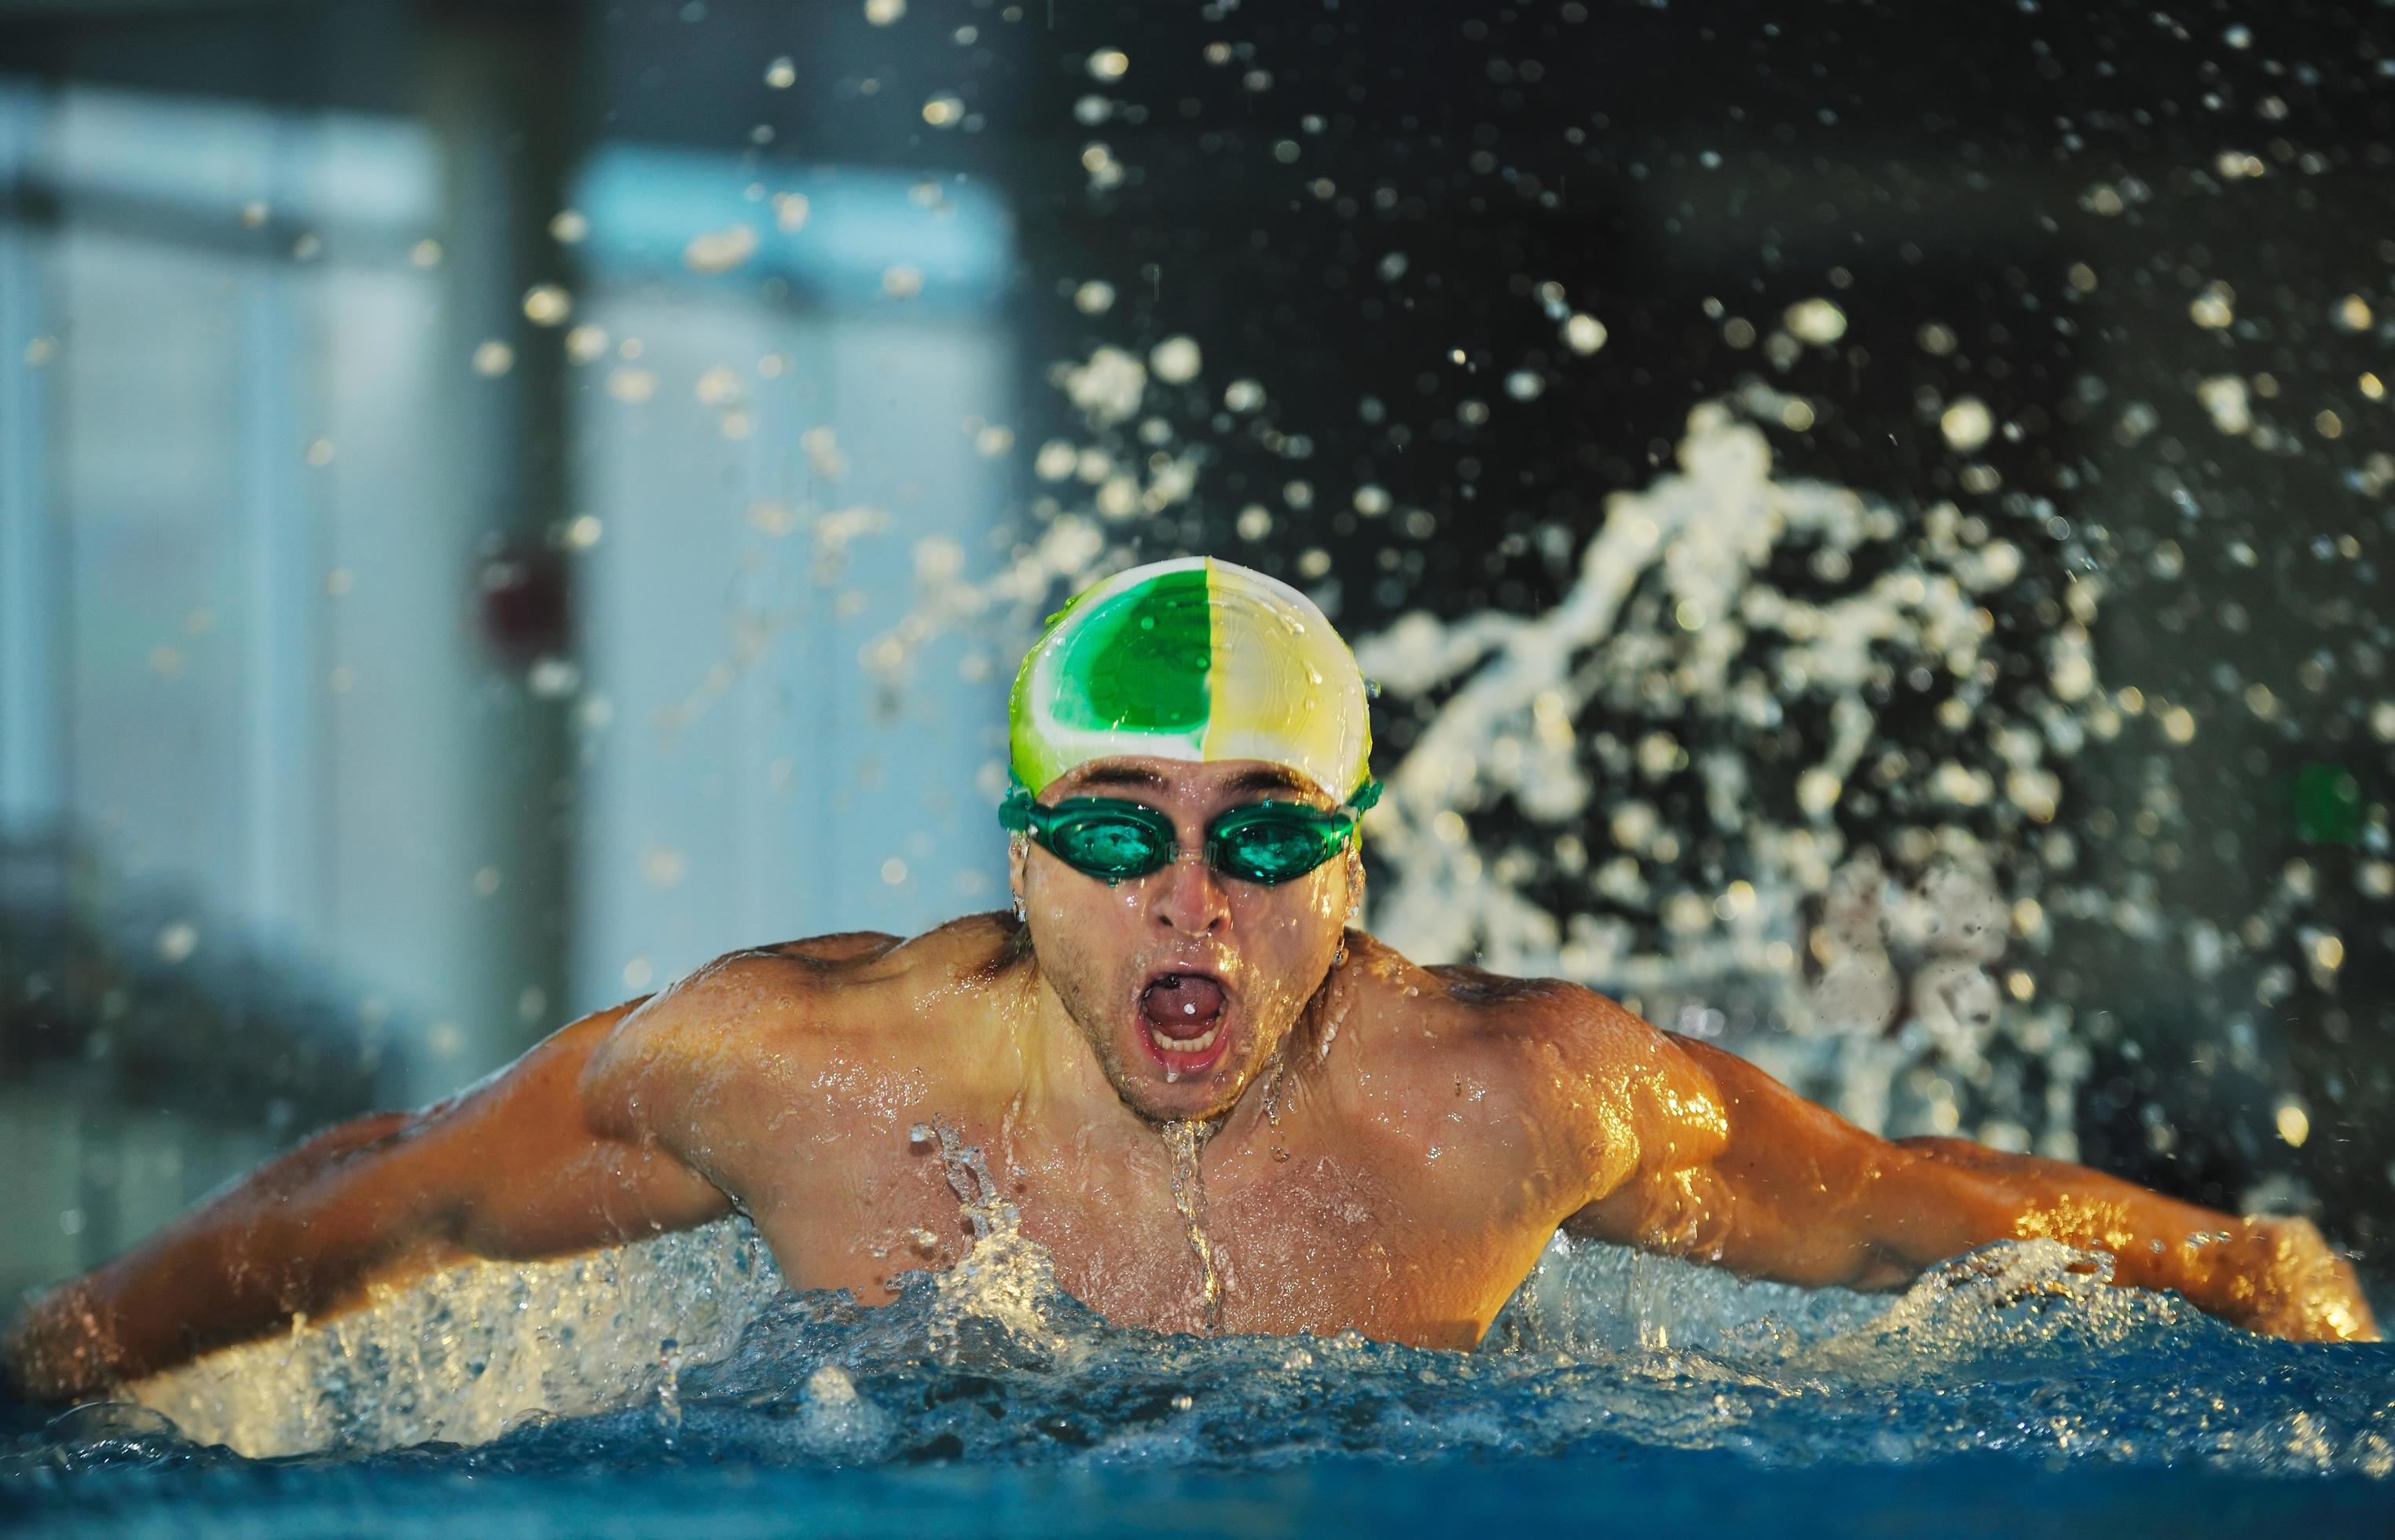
{"left": 1008, "top": 557, "right": 1374, "bottom": 805}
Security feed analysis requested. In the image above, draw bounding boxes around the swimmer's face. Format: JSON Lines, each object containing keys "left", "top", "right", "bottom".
{"left": 1010, "top": 756, "right": 1358, "bottom": 1123}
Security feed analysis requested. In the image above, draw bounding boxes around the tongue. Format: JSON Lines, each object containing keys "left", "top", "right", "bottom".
{"left": 1139, "top": 974, "right": 1227, "bottom": 1037}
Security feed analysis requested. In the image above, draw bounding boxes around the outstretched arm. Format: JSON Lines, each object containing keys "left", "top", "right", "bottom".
{"left": 2, "top": 1003, "right": 731, "bottom": 1403}
{"left": 1564, "top": 1015, "right": 2377, "bottom": 1343}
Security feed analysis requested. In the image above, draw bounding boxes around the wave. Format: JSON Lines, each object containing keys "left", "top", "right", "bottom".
{"left": 10, "top": 1216, "right": 2392, "bottom": 1483}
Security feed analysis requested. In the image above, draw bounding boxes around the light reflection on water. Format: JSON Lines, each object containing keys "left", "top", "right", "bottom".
{"left": 7, "top": 1226, "right": 2395, "bottom": 1540}
{"left": 10, "top": 1207, "right": 2389, "bottom": 1482}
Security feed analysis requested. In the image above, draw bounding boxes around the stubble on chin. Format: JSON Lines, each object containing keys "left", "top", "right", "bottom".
{"left": 1084, "top": 1021, "right": 1273, "bottom": 1125}
{"left": 1034, "top": 949, "right": 1303, "bottom": 1124}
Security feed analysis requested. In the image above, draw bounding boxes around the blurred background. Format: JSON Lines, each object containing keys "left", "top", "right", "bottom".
{"left": 0, "top": 0, "right": 2389, "bottom": 1317}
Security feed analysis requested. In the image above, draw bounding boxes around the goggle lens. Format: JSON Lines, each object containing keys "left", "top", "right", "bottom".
{"left": 1206, "top": 803, "right": 1353, "bottom": 885}
{"left": 1040, "top": 801, "right": 1176, "bottom": 880}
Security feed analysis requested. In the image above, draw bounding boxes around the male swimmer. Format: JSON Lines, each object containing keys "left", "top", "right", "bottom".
{"left": 5, "top": 557, "right": 2376, "bottom": 1401}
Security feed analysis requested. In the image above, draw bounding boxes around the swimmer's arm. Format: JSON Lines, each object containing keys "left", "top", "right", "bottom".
{"left": 2, "top": 1004, "right": 731, "bottom": 1403}
{"left": 1562, "top": 1021, "right": 2378, "bottom": 1343}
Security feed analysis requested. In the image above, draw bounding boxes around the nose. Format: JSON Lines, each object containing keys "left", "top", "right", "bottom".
{"left": 1151, "top": 846, "right": 1231, "bottom": 937}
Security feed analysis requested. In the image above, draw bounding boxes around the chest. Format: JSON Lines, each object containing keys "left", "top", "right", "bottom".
{"left": 739, "top": 1105, "right": 1560, "bottom": 1350}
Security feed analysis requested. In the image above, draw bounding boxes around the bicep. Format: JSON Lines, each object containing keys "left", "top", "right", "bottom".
{"left": 1562, "top": 1030, "right": 1929, "bottom": 1288}
{"left": 399, "top": 1006, "right": 731, "bottom": 1261}
{"left": 580, "top": 949, "right": 812, "bottom": 1197}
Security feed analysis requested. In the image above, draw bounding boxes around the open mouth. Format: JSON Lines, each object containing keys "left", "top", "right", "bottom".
{"left": 1136, "top": 970, "right": 1231, "bottom": 1073}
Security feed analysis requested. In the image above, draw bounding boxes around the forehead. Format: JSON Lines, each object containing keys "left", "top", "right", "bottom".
{"left": 1043, "top": 756, "right": 1330, "bottom": 805}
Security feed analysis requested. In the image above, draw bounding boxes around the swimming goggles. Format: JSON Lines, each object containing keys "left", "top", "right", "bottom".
{"left": 999, "top": 780, "right": 1380, "bottom": 887}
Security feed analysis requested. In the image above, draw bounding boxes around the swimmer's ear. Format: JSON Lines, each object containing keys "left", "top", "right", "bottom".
{"left": 1007, "top": 831, "right": 1031, "bottom": 917}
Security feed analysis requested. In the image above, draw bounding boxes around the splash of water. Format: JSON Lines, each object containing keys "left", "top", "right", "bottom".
{"left": 126, "top": 1218, "right": 783, "bottom": 1459}
{"left": 1160, "top": 1119, "right": 1225, "bottom": 1333}
{"left": 911, "top": 1120, "right": 1067, "bottom": 1358}
{"left": 1341, "top": 388, "right": 2109, "bottom": 1158}
{"left": 1356, "top": 390, "right": 2047, "bottom": 984}
{"left": 24, "top": 1229, "right": 2395, "bottom": 1480}
{"left": 39, "top": 1102, "right": 2395, "bottom": 1476}
{"left": 118, "top": 1118, "right": 1070, "bottom": 1461}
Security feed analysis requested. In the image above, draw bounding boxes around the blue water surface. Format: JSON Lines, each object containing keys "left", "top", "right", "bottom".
{"left": 7, "top": 1234, "right": 2393, "bottom": 1537}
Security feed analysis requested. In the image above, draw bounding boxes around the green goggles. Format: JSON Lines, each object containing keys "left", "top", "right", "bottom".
{"left": 999, "top": 780, "right": 1380, "bottom": 887}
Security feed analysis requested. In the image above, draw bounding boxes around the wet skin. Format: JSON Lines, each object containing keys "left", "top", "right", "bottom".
{"left": 4, "top": 759, "right": 2378, "bottom": 1399}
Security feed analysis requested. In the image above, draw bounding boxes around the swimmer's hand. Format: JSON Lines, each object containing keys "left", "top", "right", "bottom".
{"left": 2220, "top": 1216, "right": 2379, "bottom": 1344}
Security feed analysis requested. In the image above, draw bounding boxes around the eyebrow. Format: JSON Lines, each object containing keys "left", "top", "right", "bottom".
{"left": 1222, "top": 765, "right": 1315, "bottom": 797}
{"left": 1064, "top": 763, "right": 1319, "bottom": 799}
{"left": 1073, "top": 764, "right": 1168, "bottom": 790}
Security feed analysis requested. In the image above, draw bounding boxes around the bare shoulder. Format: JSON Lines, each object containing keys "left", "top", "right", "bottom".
{"left": 583, "top": 913, "right": 1021, "bottom": 1145}
{"left": 1341, "top": 932, "right": 1728, "bottom": 1180}
{"left": 1343, "top": 931, "right": 1663, "bottom": 1072}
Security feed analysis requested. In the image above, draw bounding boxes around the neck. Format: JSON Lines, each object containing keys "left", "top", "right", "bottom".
{"left": 1232, "top": 944, "right": 1352, "bottom": 1135}
{"left": 1007, "top": 950, "right": 1175, "bottom": 1135}
{"left": 1201, "top": 943, "right": 1354, "bottom": 1153}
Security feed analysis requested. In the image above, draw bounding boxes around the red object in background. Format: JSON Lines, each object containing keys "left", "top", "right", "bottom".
{"left": 475, "top": 542, "right": 570, "bottom": 665}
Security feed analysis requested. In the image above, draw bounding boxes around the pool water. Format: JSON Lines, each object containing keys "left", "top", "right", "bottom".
{"left": 6, "top": 1219, "right": 2393, "bottom": 1536}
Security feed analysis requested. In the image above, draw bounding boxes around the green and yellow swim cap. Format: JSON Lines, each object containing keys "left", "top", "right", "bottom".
{"left": 1008, "top": 557, "right": 1374, "bottom": 805}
